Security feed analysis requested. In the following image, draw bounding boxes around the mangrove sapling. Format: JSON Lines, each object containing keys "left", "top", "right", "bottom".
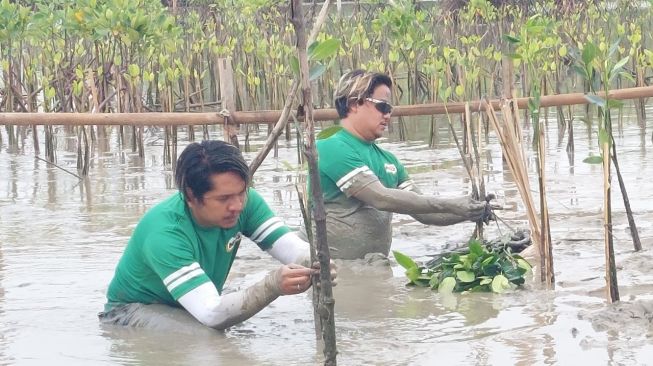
{"left": 574, "top": 40, "right": 634, "bottom": 302}
{"left": 577, "top": 39, "right": 642, "bottom": 254}
{"left": 291, "top": 1, "right": 337, "bottom": 364}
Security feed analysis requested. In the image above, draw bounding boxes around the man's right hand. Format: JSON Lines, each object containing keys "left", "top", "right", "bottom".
{"left": 449, "top": 195, "right": 487, "bottom": 220}
{"left": 272, "top": 264, "right": 316, "bottom": 296}
{"left": 451, "top": 194, "right": 501, "bottom": 222}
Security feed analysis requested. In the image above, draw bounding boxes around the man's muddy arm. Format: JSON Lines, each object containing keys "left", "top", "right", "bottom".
{"left": 178, "top": 269, "right": 283, "bottom": 330}
{"left": 404, "top": 184, "right": 471, "bottom": 225}
{"left": 178, "top": 265, "right": 313, "bottom": 330}
{"left": 350, "top": 177, "right": 485, "bottom": 218}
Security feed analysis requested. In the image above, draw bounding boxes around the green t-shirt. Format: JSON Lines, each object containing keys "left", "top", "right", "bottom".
{"left": 317, "top": 128, "right": 410, "bottom": 202}
{"left": 105, "top": 188, "right": 290, "bottom": 310}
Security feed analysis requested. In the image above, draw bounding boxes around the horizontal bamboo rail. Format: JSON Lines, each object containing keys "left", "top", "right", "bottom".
{"left": 1, "top": 85, "right": 652, "bottom": 126}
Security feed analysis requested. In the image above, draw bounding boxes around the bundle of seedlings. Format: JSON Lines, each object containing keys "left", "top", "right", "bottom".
{"left": 393, "top": 238, "right": 532, "bottom": 294}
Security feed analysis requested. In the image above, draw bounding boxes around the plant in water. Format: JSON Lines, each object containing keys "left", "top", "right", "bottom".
{"left": 393, "top": 240, "right": 532, "bottom": 294}
{"left": 572, "top": 37, "right": 642, "bottom": 302}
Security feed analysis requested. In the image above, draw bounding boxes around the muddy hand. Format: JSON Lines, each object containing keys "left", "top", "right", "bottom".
{"left": 277, "top": 264, "right": 317, "bottom": 295}
{"left": 460, "top": 196, "right": 487, "bottom": 221}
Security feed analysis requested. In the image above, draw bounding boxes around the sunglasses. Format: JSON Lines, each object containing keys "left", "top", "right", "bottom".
{"left": 365, "top": 98, "right": 393, "bottom": 115}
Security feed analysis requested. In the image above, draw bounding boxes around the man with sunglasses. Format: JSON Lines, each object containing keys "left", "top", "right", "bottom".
{"left": 314, "top": 69, "right": 492, "bottom": 260}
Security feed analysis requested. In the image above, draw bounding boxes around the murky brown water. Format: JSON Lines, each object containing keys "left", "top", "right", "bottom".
{"left": 1, "top": 110, "right": 652, "bottom": 365}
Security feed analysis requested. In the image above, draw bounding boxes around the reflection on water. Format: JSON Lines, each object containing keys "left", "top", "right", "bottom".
{"left": 1, "top": 110, "right": 653, "bottom": 365}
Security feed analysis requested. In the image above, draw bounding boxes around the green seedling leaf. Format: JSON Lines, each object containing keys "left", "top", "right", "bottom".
{"left": 309, "top": 38, "right": 341, "bottom": 61}
{"left": 438, "top": 277, "right": 456, "bottom": 294}
{"left": 468, "top": 240, "right": 485, "bottom": 257}
{"left": 307, "top": 41, "right": 319, "bottom": 57}
{"left": 599, "top": 129, "right": 611, "bottom": 147}
{"left": 317, "top": 125, "right": 342, "bottom": 140}
{"left": 517, "top": 259, "right": 532, "bottom": 272}
{"left": 393, "top": 250, "right": 418, "bottom": 270}
{"left": 309, "top": 63, "right": 327, "bottom": 81}
{"left": 456, "top": 270, "right": 476, "bottom": 283}
{"left": 610, "top": 56, "right": 630, "bottom": 79}
{"left": 483, "top": 263, "right": 501, "bottom": 276}
{"left": 582, "top": 42, "right": 598, "bottom": 65}
{"left": 479, "top": 277, "right": 493, "bottom": 285}
{"left": 503, "top": 34, "right": 521, "bottom": 44}
{"left": 481, "top": 255, "right": 497, "bottom": 267}
{"left": 491, "top": 274, "right": 511, "bottom": 293}
{"left": 571, "top": 65, "right": 589, "bottom": 79}
{"left": 583, "top": 155, "right": 604, "bottom": 164}
{"left": 406, "top": 266, "right": 421, "bottom": 282}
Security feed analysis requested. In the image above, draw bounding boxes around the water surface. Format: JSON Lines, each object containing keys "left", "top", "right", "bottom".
{"left": 1, "top": 111, "right": 652, "bottom": 365}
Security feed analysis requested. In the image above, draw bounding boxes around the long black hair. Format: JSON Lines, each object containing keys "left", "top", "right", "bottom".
{"left": 175, "top": 140, "right": 249, "bottom": 203}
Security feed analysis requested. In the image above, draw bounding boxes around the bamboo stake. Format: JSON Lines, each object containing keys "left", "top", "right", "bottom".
{"left": 5, "top": 85, "right": 653, "bottom": 127}
{"left": 291, "top": 1, "right": 337, "bottom": 364}
{"left": 537, "top": 124, "right": 554, "bottom": 287}
{"left": 603, "top": 136, "right": 619, "bottom": 303}
{"left": 484, "top": 99, "right": 541, "bottom": 248}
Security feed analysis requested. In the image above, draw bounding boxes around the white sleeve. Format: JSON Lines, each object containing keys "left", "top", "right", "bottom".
{"left": 177, "top": 269, "right": 281, "bottom": 330}
{"left": 265, "top": 232, "right": 311, "bottom": 266}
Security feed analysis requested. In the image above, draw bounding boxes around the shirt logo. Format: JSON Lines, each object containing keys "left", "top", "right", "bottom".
{"left": 225, "top": 232, "right": 242, "bottom": 253}
{"left": 384, "top": 163, "right": 397, "bottom": 174}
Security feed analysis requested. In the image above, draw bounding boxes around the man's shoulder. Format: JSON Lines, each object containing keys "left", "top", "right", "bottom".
{"left": 136, "top": 194, "right": 195, "bottom": 245}
{"left": 317, "top": 130, "right": 360, "bottom": 158}
{"left": 317, "top": 131, "right": 347, "bottom": 148}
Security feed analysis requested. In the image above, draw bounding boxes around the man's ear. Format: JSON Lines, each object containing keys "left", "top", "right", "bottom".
{"left": 349, "top": 99, "right": 361, "bottom": 113}
{"left": 186, "top": 188, "right": 199, "bottom": 205}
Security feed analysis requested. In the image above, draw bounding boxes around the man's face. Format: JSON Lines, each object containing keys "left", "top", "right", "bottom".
{"left": 187, "top": 171, "right": 247, "bottom": 228}
{"left": 350, "top": 84, "right": 392, "bottom": 141}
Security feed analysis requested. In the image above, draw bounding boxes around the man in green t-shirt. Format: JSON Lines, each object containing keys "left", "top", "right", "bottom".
{"left": 316, "top": 70, "right": 493, "bottom": 259}
{"left": 101, "top": 140, "right": 334, "bottom": 330}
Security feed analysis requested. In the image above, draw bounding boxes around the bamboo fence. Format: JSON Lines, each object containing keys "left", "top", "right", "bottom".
{"left": 2, "top": 85, "right": 653, "bottom": 126}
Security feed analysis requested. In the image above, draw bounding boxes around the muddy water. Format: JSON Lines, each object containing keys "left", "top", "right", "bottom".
{"left": 1, "top": 111, "right": 652, "bottom": 365}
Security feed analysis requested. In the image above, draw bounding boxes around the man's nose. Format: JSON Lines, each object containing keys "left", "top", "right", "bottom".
{"left": 229, "top": 197, "right": 245, "bottom": 211}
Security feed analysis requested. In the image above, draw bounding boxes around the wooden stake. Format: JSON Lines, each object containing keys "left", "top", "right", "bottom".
{"left": 603, "top": 138, "right": 619, "bottom": 303}
{"left": 217, "top": 57, "right": 239, "bottom": 148}
{"left": 291, "top": 1, "right": 337, "bottom": 364}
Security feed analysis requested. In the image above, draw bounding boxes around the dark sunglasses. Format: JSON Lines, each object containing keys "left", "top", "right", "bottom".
{"left": 365, "top": 97, "right": 393, "bottom": 115}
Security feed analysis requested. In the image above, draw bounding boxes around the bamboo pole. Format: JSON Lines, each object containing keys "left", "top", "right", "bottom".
{"left": 603, "top": 136, "right": 620, "bottom": 303}
{"left": 291, "top": 1, "right": 337, "bottom": 364}
{"left": 3, "top": 85, "right": 653, "bottom": 126}
{"left": 485, "top": 99, "right": 541, "bottom": 249}
{"left": 537, "top": 124, "right": 554, "bottom": 287}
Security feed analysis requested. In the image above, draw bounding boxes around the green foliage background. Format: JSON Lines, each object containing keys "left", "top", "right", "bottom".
{"left": 2, "top": 0, "right": 653, "bottom": 165}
